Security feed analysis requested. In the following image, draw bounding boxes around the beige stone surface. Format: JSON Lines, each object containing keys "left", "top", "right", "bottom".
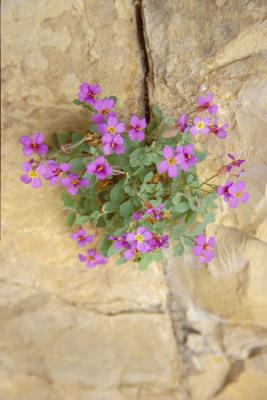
{"left": 142, "top": 0, "right": 267, "bottom": 398}
{"left": 2, "top": 0, "right": 267, "bottom": 399}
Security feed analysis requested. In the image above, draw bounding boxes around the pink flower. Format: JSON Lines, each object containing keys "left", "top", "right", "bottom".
{"left": 190, "top": 116, "right": 210, "bottom": 136}
{"left": 20, "top": 132, "right": 48, "bottom": 157}
{"left": 86, "top": 156, "right": 112, "bottom": 180}
{"left": 79, "top": 249, "right": 107, "bottom": 268}
{"left": 209, "top": 119, "right": 229, "bottom": 139}
{"left": 175, "top": 144, "right": 198, "bottom": 171}
{"left": 157, "top": 146, "right": 184, "bottom": 178}
{"left": 128, "top": 115, "right": 146, "bottom": 142}
{"left": 192, "top": 234, "right": 215, "bottom": 263}
{"left": 126, "top": 226, "right": 152, "bottom": 253}
{"left": 20, "top": 161, "right": 45, "bottom": 189}
{"left": 71, "top": 229, "right": 94, "bottom": 247}
{"left": 43, "top": 160, "right": 71, "bottom": 185}
{"left": 91, "top": 98, "right": 116, "bottom": 123}
{"left": 217, "top": 181, "right": 234, "bottom": 203}
{"left": 98, "top": 116, "right": 125, "bottom": 136}
{"left": 101, "top": 134, "right": 124, "bottom": 155}
{"left": 197, "top": 93, "right": 219, "bottom": 115}
{"left": 61, "top": 173, "right": 89, "bottom": 195}
{"left": 227, "top": 181, "right": 249, "bottom": 208}
{"left": 78, "top": 82, "right": 100, "bottom": 105}
{"left": 176, "top": 114, "right": 188, "bottom": 132}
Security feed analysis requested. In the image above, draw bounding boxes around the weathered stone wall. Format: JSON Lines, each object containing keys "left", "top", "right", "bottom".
{"left": 1, "top": 1, "right": 267, "bottom": 399}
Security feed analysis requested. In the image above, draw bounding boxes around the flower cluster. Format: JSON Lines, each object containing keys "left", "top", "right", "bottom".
{"left": 19, "top": 84, "right": 250, "bottom": 270}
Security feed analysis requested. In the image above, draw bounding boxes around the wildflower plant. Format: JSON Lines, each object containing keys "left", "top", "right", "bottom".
{"left": 19, "top": 85, "right": 249, "bottom": 270}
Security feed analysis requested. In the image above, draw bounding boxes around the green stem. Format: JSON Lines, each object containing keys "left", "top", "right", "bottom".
{"left": 200, "top": 173, "right": 219, "bottom": 186}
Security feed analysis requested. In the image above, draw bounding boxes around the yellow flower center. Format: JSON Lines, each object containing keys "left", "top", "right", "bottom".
{"left": 203, "top": 244, "right": 209, "bottom": 250}
{"left": 107, "top": 127, "right": 116, "bottom": 134}
{"left": 87, "top": 255, "right": 94, "bottom": 261}
{"left": 72, "top": 179, "right": 79, "bottom": 186}
{"left": 236, "top": 192, "right": 242, "bottom": 198}
{"left": 29, "top": 170, "right": 38, "bottom": 178}
{"left": 135, "top": 234, "right": 144, "bottom": 243}
{"left": 167, "top": 158, "right": 176, "bottom": 166}
{"left": 197, "top": 122, "right": 204, "bottom": 130}
{"left": 102, "top": 109, "right": 108, "bottom": 115}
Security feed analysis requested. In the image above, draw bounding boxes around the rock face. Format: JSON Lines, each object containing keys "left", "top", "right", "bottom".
{"left": 1, "top": 0, "right": 267, "bottom": 399}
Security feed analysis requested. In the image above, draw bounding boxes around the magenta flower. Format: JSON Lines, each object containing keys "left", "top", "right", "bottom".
{"left": 217, "top": 181, "right": 234, "bottom": 203}
{"left": 132, "top": 211, "right": 143, "bottom": 221}
{"left": 20, "top": 161, "right": 45, "bottom": 189}
{"left": 175, "top": 144, "right": 198, "bottom": 171}
{"left": 227, "top": 181, "right": 249, "bottom": 208}
{"left": 43, "top": 160, "right": 71, "bottom": 185}
{"left": 61, "top": 173, "right": 89, "bottom": 195}
{"left": 192, "top": 234, "right": 215, "bottom": 264}
{"left": 123, "top": 248, "right": 140, "bottom": 261}
{"left": 157, "top": 146, "right": 184, "bottom": 178}
{"left": 101, "top": 133, "right": 124, "bottom": 155}
{"left": 197, "top": 93, "right": 219, "bottom": 115}
{"left": 176, "top": 114, "right": 188, "bottom": 132}
{"left": 209, "top": 119, "right": 229, "bottom": 139}
{"left": 91, "top": 98, "right": 116, "bottom": 123}
{"left": 79, "top": 249, "right": 107, "bottom": 268}
{"left": 226, "top": 154, "right": 245, "bottom": 173}
{"left": 78, "top": 82, "right": 100, "bottom": 105}
{"left": 98, "top": 116, "right": 125, "bottom": 137}
{"left": 145, "top": 204, "right": 164, "bottom": 220}
{"left": 86, "top": 156, "right": 112, "bottom": 180}
{"left": 128, "top": 115, "right": 146, "bottom": 142}
{"left": 126, "top": 226, "right": 152, "bottom": 253}
{"left": 71, "top": 229, "right": 94, "bottom": 247}
{"left": 108, "top": 234, "right": 131, "bottom": 250}
{"left": 20, "top": 132, "right": 48, "bottom": 157}
{"left": 149, "top": 235, "right": 169, "bottom": 250}
{"left": 190, "top": 116, "right": 210, "bottom": 136}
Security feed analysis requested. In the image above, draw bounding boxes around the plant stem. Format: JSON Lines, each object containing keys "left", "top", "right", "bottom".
{"left": 200, "top": 173, "right": 219, "bottom": 186}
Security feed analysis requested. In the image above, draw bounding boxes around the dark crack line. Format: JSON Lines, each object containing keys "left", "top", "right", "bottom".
{"left": 134, "top": 0, "right": 151, "bottom": 121}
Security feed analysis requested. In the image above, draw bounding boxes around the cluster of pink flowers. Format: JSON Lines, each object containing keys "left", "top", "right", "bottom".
{"left": 71, "top": 228, "right": 107, "bottom": 268}
{"left": 19, "top": 83, "right": 250, "bottom": 269}
{"left": 157, "top": 144, "right": 198, "bottom": 177}
{"left": 78, "top": 83, "right": 147, "bottom": 157}
{"left": 109, "top": 226, "right": 169, "bottom": 261}
{"left": 175, "top": 93, "right": 229, "bottom": 140}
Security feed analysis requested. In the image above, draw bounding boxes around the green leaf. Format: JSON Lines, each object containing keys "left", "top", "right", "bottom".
{"left": 151, "top": 105, "right": 163, "bottom": 124}
{"left": 172, "top": 193, "right": 182, "bottom": 205}
{"left": 172, "top": 224, "right": 185, "bottom": 238}
{"left": 173, "top": 241, "right": 184, "bottom": 256}
{"left": 174, "top": 201, "right": 189, "bottom": 213}
{"left": 76, "top": 215, "right": 90, "bottom": 225}
{"left": 72, "top": 99, "right": 94, "bottom": 111}
{"left": 70, "top": 158, "right": 85, "bottom": 173}
{"left": 196, "top": 151, "right": 207, "bottom": 162}
{"left": 102, "top": 202, "right": 116, "bottom": 214}
{"left": 187, "top": 223, "right": 206, "bottom": 238}
{"left": 129, "top": 148, "right": 152, "bottom": 167}
{"left": 119, "top": 200, "right": 133, "bottom": 218}
{"left": 110, "top": 180, "right": 125, "bottom": 203}
{"left": 61, "top": 192, "right": 74, "bottom": 207}
{"left": 99, "top": 237, "right": 113, "bottom": 257}
{"left": 57, "top": 132, "right": 70, "bottom": 146}
{"left": 66, "top": 212, "right": 76, "bottom": 227}
{"left": 144, "top": 171, "right": 153, "bottom": 183}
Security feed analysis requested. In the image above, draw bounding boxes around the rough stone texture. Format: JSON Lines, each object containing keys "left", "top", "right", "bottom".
{"left": 142, "top": 0, "right": 267, "bottom": 398}
{"left": 1, "top": 0, "right": 267, "bottom": 399}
